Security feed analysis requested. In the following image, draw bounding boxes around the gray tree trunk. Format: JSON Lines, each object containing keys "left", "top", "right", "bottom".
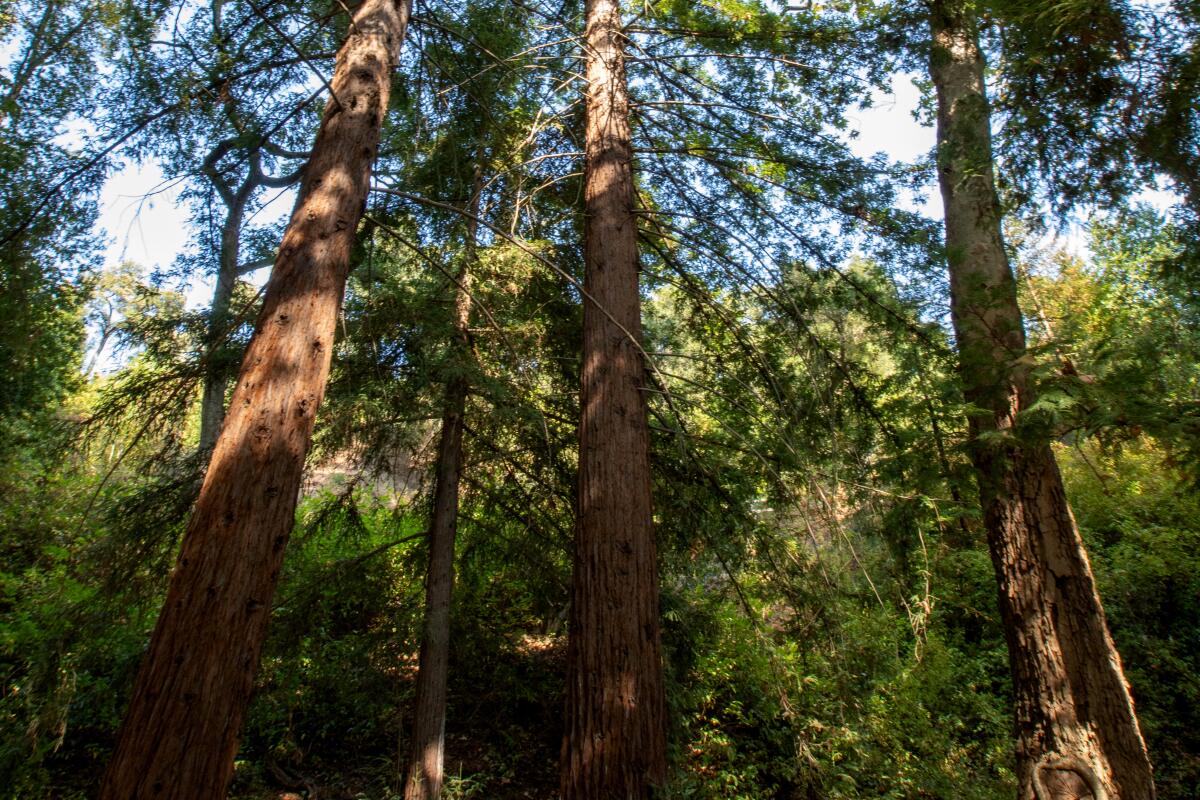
{"left": 198, "top": 191, "right": 247, "bottom": 452}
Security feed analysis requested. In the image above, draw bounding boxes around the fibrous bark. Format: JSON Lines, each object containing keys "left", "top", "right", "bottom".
{"left": 928, "top": 3, "right": 1155, "bottom": 798}
{"left": 560, "top": 1, "right": 667, "bottom": 797}
{"left": 402, "top": 163, "right": 483, "bottom": 800}
{"left": 98, "top": 1, "right": 410, "bottom": 796}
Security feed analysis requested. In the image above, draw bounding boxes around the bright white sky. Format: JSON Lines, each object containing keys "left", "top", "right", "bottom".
{"left": 97, "top": 161, "right": 298, "bottom": 305}
{"left": 851, "top": 75, "right": 935, "bottom": 172}
{"left": 97, "top": 162, "right": 190, "bottom": 275}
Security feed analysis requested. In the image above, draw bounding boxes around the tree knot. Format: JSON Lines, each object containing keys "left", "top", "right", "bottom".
{"left": 1033, "top": 752, "right": 1107, "bottom": 800}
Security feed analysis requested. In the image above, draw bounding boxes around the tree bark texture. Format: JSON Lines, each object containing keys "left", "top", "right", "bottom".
{"left": 560, "top": 1, "right": 668, "bottom": 797}
{"left": 928, "top": 3, "right": 1155, "bottom": 798}
{"left": 403, "top": 163, "right": 483, "bottom": 800}
{"left": 98, "top": 1, "right": 410, "bottom": 796}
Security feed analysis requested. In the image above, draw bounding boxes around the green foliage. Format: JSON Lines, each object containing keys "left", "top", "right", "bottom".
{"left": 665, "top": 595, "right": 808, "bottom": 799}
{"left": 246, "top": 493, "right": 425, "bottom": 763}
{"left": 660, "top": 535, "right": 1016, "bottom": 799}
{"left": 1060, "top": 442, "right": 1200, "bottom": 798}
{"left": 0, "top": 448, "right": 190, "bottom": 797}
{"left": 1021, "top": 209, "right": 1200, "bottom": 475}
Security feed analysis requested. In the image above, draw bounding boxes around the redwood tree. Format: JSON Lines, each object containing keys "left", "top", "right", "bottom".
{"left": 402, "top": 163, "right": 482, "bottom": 800}
{"left": 560, "top": 0, "right": 668, "bottom": 796}
{"left": 927, "top": 1, "right": 1155, "bottom": 797}
{"left": 98, "top": 0, "right": 411, "bottom": 795}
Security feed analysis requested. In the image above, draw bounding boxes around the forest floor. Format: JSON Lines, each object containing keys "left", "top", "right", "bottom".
{"left": 228, "top": 636, "right": 565, "bottom": 800}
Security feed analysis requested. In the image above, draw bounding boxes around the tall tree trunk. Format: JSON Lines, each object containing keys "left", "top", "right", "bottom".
{"left": 402, "top": 163, "right": 483, "bottom": 800}
{"left": 97, "top": 1, "right": 410, "bottom": 796}
{"left": 927, "top": 3, "right": 1155, "bottom": 798}
{"left": 560, "top": 1, "right": 667, "bottom": 797}
{"left": 198, "top": 193, "right": 247, "bottom": 452}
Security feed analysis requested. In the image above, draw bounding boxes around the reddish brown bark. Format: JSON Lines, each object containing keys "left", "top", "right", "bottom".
{"left": 97, "top": 2, "right": 410, "bottom": 797}
{"left": 403, "top": 164, "right": 482, "bottom": 800}
{"left": 560, "top": 1, "right": 667, "bottom": 797}
{"left": 928, "top": 2, "right": 1154, "bottom": 797}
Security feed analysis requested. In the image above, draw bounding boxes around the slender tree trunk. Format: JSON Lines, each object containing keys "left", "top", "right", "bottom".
{"left": 402, "top": 163, "right": 483, "bottom": 800}
{"left": 85, "top": 322, "right": 114, "bottom": 377}
{"left": 927, "top": 3, "right": 1154, "bottom": 798}
{"left": 560, "top": 1, "right": 667, "bottom": 797}
{"left": 198, "top": 195, "right": 247, "bottom": 452}
{"left": 97, "top": 1, "right": 410, "bottom": 796}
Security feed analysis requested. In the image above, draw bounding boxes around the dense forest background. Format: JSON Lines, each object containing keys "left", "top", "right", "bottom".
{"left": 1, "top": 0, "right": 1199, "bottom": 797}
